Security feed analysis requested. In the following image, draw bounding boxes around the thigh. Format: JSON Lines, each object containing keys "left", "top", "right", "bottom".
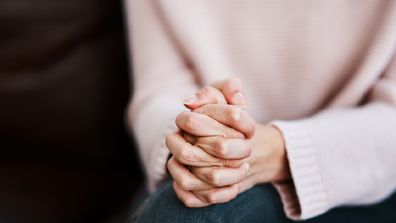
{"left": 301, "top": 191, "right": 396, "bottom": 223}
{"left": 132, "top": 181, "right": 396, "bottom": 223}
{"left": 133, "top": 180, "right": 289, "bottom": 223}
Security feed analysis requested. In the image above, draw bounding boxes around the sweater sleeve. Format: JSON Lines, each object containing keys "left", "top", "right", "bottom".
{"left": 271, "top": 56, "right": 396, "bottom": 220}
{"left": 125, "top": 0, "right": 199, "bottom": 192}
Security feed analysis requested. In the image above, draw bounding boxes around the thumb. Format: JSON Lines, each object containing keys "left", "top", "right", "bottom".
{"left": 212, "top": 77, "right": 246, "bottom": 107}
{"left": 183, "top": 77, "right": 247, "bottom": 109}
{"left": 183, "top": 86, "right": 227, "bottom": 109}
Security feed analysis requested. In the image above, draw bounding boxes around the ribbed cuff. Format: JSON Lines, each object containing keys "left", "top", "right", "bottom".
{"left": 271, "top": 121, "right": 329, "bottom": 220}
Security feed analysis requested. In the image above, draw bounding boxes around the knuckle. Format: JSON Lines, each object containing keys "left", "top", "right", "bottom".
{"left": 183, "top": 197, "right": 196, "bottom": 207}
{"left": 213, "top": 140, "right": 228, "bottom": 157}
{"left": 179, "top": 148, "right": 195, "bottom": 163}
{"left": 196, "top": 86, "right": 214, "bottom": 100}
{"left": 203, "top": 86, "right": 220, "bottom": 96}
{"left": 165, "top": 134, "right": 174, "bottom": 150}
{"left": 207, "top": 169, "right": 222, "bottom": 186}
{"left": 166, "top": 158, "right": 173, "bottom": 170}
{"left": 201, "top": 86, "right": 213, "bottom": 94}
{"left": 175, "top": 112, "right": 186, "bottom": 126}
{"left": 179, "top": 178, "right": 193, "bottom": 190}
{"left": 198, "top": 86, "right": 223, "bottom": 103}
{"left": 206, "top": 193, "right": 218, "bottom": 204}
{"left": 226, "top": 107, "right": 242, "bottom": 124}
{"left": 184, "top": 114, "right": 199, "bottom": 132}
{"left": 224, "top": 107, "right": 234, "bottom": 118}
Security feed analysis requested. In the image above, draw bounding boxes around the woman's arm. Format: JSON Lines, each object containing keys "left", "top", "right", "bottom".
{"left": 173, "top": 62, "right": 396, "bottom": 220}
{"left": 272, "top": 56, "right": 396, "bottom": 220}
{"left": 125, "top": 0, "right": 199, "bottom": 191}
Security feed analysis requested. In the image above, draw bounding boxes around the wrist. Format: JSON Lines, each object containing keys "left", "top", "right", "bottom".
{"left": 269, "top": 124, "right": 291, "bottom": 182}
{"left": 251, "top": 124, "right": 291, "bottom": 183}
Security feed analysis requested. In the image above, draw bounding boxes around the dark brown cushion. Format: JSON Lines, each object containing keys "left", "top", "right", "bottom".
{"left": 0, "top": 0, "right": 142, "bottom": 222}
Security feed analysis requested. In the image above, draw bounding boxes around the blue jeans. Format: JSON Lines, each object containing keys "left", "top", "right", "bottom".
{"left": 130, "top": 180, "right": 396, "bottom": 223}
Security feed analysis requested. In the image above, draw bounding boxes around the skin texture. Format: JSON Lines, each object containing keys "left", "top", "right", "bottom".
{"left": 166, "top": 77, "right": 291, "bottom": 207}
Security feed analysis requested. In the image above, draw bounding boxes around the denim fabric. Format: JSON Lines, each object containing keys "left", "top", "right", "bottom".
{"left": 132, "top": 180, "right": 396, "bottom": 223}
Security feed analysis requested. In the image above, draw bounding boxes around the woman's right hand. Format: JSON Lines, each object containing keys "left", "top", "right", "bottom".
{"left": 166, "top": 78, "right": 254, "bottom": 207}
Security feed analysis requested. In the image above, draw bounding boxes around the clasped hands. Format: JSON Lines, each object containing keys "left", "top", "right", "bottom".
{"left": 166, "top": 78, "right": 290, "bottom": 207}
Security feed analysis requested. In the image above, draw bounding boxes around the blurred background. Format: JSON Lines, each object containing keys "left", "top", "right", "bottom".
{"left": 0, "top": 0, "right": 143, "bottom": 222}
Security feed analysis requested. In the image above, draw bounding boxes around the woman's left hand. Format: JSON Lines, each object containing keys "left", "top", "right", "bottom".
{"left": 186, "top": 104, "right": 291, "bottom": 204}
{"left": 168, "top": 81, "right": 291, "bottom": 207}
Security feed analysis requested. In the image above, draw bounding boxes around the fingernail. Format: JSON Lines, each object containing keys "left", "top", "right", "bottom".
{"left": 232, "top": 92, "right": 246, "bottom": 105}
{"left": 184, "top": 94, "right": 197, "bottom": 105}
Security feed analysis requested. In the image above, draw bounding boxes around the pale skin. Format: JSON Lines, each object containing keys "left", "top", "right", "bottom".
{"left": 166, "top": 77, "right": 291, "bottom": 207}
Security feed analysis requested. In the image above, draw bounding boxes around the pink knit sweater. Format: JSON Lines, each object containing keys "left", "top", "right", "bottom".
{"left": 126, "top": 0, "right": 396, "bottom": 220}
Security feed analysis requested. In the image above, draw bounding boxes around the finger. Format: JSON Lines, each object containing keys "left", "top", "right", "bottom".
{"left": 173, "top": 181, "right": 210, "bottom": 208}
{"left": 195, "top": 136, "right": 252, "bottom": 159}
{"left": 190, "top": 163, "right": 250, "bottom": 187}
{"left": 184, "top": 86, "right": 227, "bottom": 109}
{"left": 238, "top": 174, "right": 258, "bottom": 193}
{"left": 166, "top": 132, "right": 220, "bottom": 166}
{"left": 183, "top": 132, "right": 197, "bottom": 144}
{"left": 212, "top": 77, "right": 246, "bottom": 106}
{"left": 191, "top": 183, "right": 240, "bottom": 204}
{"left": 167, "top": 156, "right": 214, "bottom": 191}
{"left": 166, "top": 132, "right": 243, "bottom": 167}
{"left": 176, "top": 111, "right": 244, "bottom": 138}
{"left": 193, "top": 104, "right": 255, "bottom": 138}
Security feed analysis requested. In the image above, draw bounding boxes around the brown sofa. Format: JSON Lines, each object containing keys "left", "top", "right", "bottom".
{"left": 0, "top": 0, "right": 142, "bottom": 222}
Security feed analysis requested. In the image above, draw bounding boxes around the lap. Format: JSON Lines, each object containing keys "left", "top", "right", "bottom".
{"left": 305, "top": 192, "right": 396, "bottom": 223}
{"left": 132, "top": 180, "right": 287, "bottom": 223}
{"left": 132, "top": 180, "right": 396, "bottom": 223}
